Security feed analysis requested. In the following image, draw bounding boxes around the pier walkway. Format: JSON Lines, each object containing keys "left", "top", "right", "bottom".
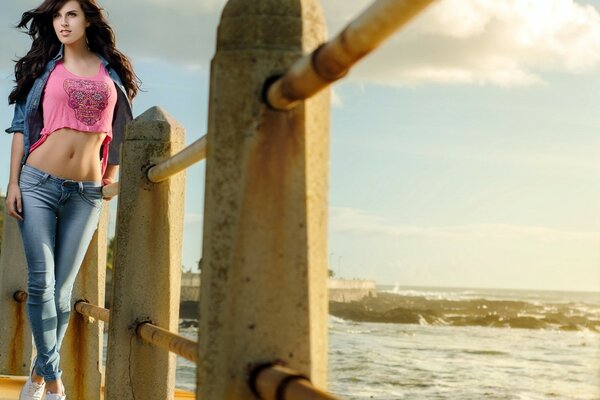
{"left": 0, "top": 376, "right": 194, "bottom": 400}
{"left": 0, "top": 0, "right": 435, "bottom": 399}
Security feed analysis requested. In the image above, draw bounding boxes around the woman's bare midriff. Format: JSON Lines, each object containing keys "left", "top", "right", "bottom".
{"left": 25, "top": 128, "right": 107, "bottom": 182}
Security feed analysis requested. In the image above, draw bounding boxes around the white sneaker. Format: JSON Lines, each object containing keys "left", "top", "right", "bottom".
{"left": 45, "top": 392, "right": 66, "bottom": 400}
{"left": 18, "top": 377, "right": 45, "bottom": 400}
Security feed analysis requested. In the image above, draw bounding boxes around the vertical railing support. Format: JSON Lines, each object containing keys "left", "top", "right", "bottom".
{"left": 105, "top": 107, "right": 186, "bottom": 400}
{"left": 199, "top": 0, "right": 330, "bottom": 398}
{"left": 61, "top": 205, "right": 109, "bottom": 400}
{"left": 0, "top": 207, "right": 33, "bottom": 375}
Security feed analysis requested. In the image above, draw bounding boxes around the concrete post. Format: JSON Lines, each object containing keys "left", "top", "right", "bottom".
{"left": 61, "top": 205, "right": 108, "bottom": 400}
{"left": 0, "top": 209, "right": 33, "bottom": 375}
{"left": 105, "top": 107, "right": 186, "bottom": 400}
{"left": 198, "top": 0, "right": 330, "bottom": 398}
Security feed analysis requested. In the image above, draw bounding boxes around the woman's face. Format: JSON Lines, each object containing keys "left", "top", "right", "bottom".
{"left": 52, "top": 0, "right": 90, "bottom": 46}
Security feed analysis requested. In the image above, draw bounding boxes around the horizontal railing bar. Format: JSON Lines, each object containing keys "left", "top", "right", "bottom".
{"left": 251, "top": 364, "right": 342, "bottom": 400}
{"left": 136, "top": 322, "right": 199, "bottom": 363}
{"left": 75, "top": 301, "right": 110, "bottom": 323}
{"left": 266, "top": 0, "right": 435, "bottom": 110}
{"left": 100, "top": 134, "right": 208, "bottom": 198}
{"left": 74, "top": 302, "right": 197, "bottom": 362}
{"left": 147, "top": 135, "right": 208, "bottom": 183}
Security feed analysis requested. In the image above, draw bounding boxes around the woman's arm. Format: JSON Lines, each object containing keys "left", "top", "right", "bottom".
{"left": 6, "top": 132, "right": 24, "bottom": 221}
{"left": 102, "top": 164, "right": 119, "bottom": 200}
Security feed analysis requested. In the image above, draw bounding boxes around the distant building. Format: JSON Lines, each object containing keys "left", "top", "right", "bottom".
{"left": 328, "top": 279, "right": 377, "bottom": 302}
{"left": 178, "top": 273, "right": 377, "bottom": 303}
{"left": 181, "top": 271, "right": 201, "bottom": 301}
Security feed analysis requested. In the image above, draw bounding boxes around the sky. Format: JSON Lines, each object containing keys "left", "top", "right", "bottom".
{"left": 2, "top": 0, "right": 600, "bottom": 292}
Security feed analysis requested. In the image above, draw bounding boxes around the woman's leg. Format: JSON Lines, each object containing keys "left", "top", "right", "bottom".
{"left": 19, "top": 166, "right": 102, "bottom": 396}
{"left": 54, "top": 183, "right": 102, "bottom": 351}
{"left": 18, "top": 167, "right": 61, "bottom": 382}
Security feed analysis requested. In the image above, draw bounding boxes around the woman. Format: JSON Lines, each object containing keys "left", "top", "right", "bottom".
{"left": 5, "top": 1, "right": 137, "bottom": 399}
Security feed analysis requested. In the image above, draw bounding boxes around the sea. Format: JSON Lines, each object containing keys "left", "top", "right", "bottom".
{"left": 114, "top": 286, "right": 600, "bottom": 399}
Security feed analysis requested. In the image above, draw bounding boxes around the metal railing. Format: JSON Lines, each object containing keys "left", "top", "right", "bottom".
{"left": 74, "top": 300, "right": 198, "bottom": 363}
{"left": 74, "top": 301, "right": 110, "bottom": 323}
{"left": 101, "top": 0, "right": 435, "bottom": 197}
{"left": 3, "top": 1, "right": 437, "bottom": 399}
{"left": 73, "top": 302, "right": 340, "bottom": 400}
{"left": 136, "top": 322, "right": 198, "bottom": 363}
{"left": 147, "top": 135, "right": 208, "bottom": 183}
{"left": 266, "top": 0, "right": 436, "bottom": 110}
{"left": 102, "top": 134, "right": 207, "bottom": 198}
{"left": 106, "top": 0, "right": 434, "bottom": 399}
{"left": 251, "top": 364, "right": 342, "bottom": 400}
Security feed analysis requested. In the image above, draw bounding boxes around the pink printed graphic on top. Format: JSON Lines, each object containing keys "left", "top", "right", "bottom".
{"left": 63, "top": 79, "right": 111, "bottom": 126}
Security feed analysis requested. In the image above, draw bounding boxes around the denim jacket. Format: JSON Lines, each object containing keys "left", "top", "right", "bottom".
{"left": 5, "top": 45, "right": 133, "bottom": 166}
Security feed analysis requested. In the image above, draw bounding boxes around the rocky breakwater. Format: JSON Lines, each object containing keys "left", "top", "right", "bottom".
{"left": 329, "top": 292, "right": 600, "bottom": 332}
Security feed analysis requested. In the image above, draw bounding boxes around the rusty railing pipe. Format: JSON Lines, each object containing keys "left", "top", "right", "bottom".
{"left": 266, "top": 0, "right": 436, "bottom": 110}
{"left": 136, "top": 322, "right": 198, "bottom": 363}
{"left": 147, "top": 135, "right": 207, "bottom": 183}
{"left": 74, "top": 301, "right": 110, "bottom": 323}
{"left": 100, "top": 134, "right": 208, "bottom": 198}
{"left": 251, "top": 364, "right": 342, "bottom": 400}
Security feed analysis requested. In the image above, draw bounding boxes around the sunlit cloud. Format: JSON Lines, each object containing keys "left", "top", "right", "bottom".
{"left": 2, "top": 0, "right": 600, "bottom": 87}
{"left": 350, "top": 0, "right": 600, "bottom": 86}
{"left": 330, "top": 207, "right": 600, "bottom": 241}
{"left": 396, "top": 141, "right": 600, "bottom": 172}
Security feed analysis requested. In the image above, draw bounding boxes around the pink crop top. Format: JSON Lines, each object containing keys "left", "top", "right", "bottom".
{"left": 30, "top": 61, "right": 118, "bottom": 175}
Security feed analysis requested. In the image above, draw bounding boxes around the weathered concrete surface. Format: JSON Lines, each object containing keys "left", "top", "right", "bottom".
{"left": 105, "top": 107, "right": 186, "bottom": 400}
{"left": 328, "top": 279, "right": 377, "bottom": 303}
{"left": 0, "top": 209, "right": 32, "bottom": 375}
{"left": 198, "top": 0, "right": 330, "bottom": 398}
{"left": 61, "top": 206, "right": 108, "bottom": 400}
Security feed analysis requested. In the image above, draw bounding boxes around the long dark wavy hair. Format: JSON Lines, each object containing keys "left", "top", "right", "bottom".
{"left": 8, "top": 0, "right": 139, "bottom": 104}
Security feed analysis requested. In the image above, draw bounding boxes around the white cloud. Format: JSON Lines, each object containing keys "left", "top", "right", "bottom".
{"left": 330, "top": 207, "right": 600, "bottom": 241}
{"left": 0, "top": 0, "right": 220, "bottom": 71}
{"left": 397, "top": 141, "right": 600, "bottom": 172}
{"left": 2, "top": 0, "right": 600, "bottom": 87}
{"left": 351, "top": 0, "right": 600, "bottom": 86}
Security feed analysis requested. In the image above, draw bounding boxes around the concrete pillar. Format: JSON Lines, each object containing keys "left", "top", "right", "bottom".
{"left": 61, "top": 205, "right": 108, "bottom": 400}
{"left": 198, "top": 0, "right": 330, "bottom": 398}
{"left": 0, "top": 209, "right": 33, "bottom": 375}
{"left": 105, "top": 107, "right": 186, "bottom": 400}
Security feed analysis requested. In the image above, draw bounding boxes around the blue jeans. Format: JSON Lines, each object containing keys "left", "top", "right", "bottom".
{"left": 18, "top": 164, "right": 103, "bottom": 381}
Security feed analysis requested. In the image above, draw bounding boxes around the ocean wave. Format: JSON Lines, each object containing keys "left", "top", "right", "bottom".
{"left": 329, "top": 293, "right": 600, "bottom": 332}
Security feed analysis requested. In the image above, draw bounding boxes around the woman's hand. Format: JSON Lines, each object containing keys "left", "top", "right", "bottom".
{"left": 6, "top": 182, "right": 23, "bottom": 221}
{"left": 101, "top": 177, "right": 116, "bottom": 201}
{"left": 102, "top": 164, "right": 119, "bottom": 201}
